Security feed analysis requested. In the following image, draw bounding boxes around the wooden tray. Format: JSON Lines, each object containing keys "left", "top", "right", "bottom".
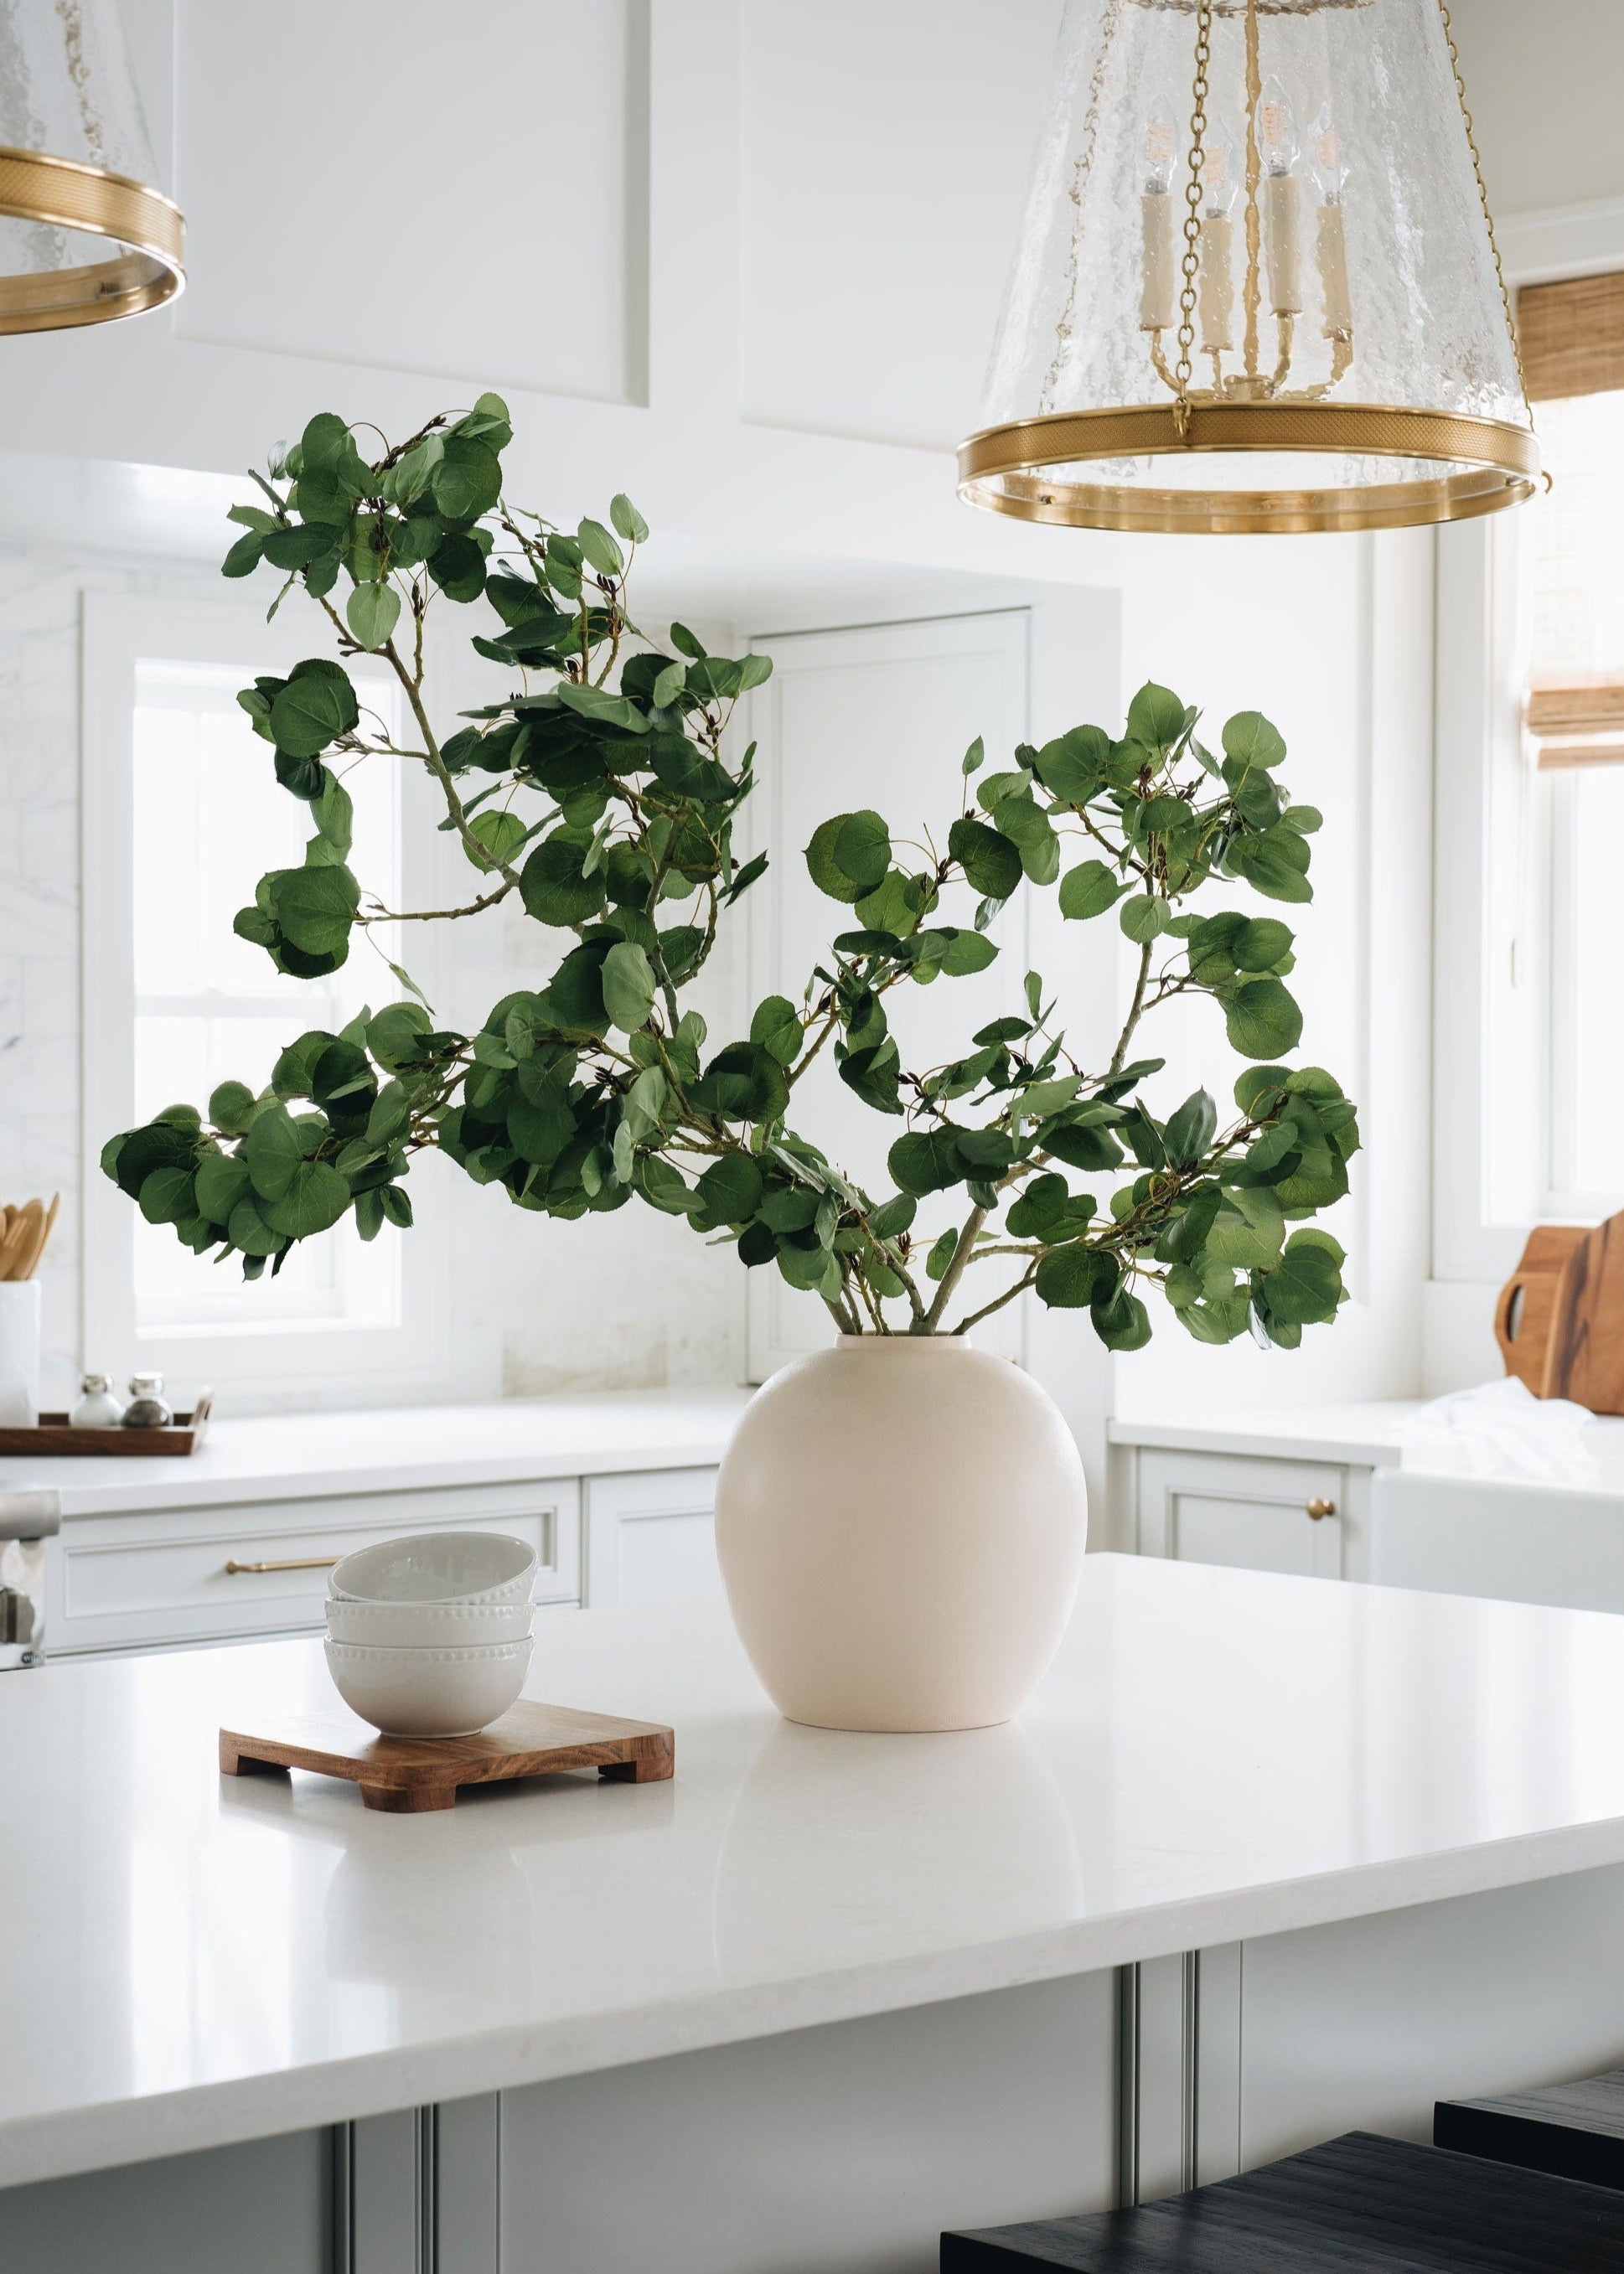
{"left": 220, "top": 1697, "right": 675, "bottom": 1813}
{"left": 0, "top": 1389, "right": 213, "bottom": 1456}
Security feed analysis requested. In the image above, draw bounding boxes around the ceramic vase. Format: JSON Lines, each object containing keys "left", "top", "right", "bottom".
{"left": 714, "top": 1336, "right": 1087, "bottom": 1732}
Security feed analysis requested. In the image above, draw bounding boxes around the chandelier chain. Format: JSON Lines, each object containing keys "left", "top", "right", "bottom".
{"left": 1435, "top": 0, "right": 1531, "bottom": 417}
{"left": 1173, "top": 0, "right": 1213, "bottom": 442}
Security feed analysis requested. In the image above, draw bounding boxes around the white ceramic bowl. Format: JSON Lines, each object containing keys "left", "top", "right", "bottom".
{"left": 328, "top": 1530, "right": 537, "bottom": 1607}
{"left": 325, "top": 1594, "right": 534, "bottom": 1648}
{"left": 324, "top": 1635, "right": 533, "bottom": 1738}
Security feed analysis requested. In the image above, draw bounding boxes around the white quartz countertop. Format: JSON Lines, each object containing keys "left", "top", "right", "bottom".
{"left": 10, "top": 1555, "right": 1624, "bottom": 2188}
{"left": 0, "top": 1391, "right": 751, "bottom": 1517}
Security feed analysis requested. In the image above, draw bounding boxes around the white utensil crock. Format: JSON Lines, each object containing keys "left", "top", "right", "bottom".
{"left": 714, "top": 1336, "right": 1087, "bottom": 1733}
{"left": 0, "top": 1282, "right": 42, "bottom": 1428}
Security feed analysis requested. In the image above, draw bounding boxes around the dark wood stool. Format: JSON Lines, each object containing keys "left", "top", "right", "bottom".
{"left": 943, "top": 2130, "right": 1624, "bottom": 2271}
{"left": 1437, "top": 2066, "right": 1624, "bottom": 2192}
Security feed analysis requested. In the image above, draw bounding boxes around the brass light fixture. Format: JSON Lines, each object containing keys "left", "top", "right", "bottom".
{"left": 959, "top": 0, "right": 1539, "bottom": 535}
{"left": 0, "top": 0, "right": 183, "bottom": 335}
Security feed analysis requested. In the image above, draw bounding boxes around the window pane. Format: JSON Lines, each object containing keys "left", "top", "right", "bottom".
{"left": 130, "top": 659, "right": 402, "bottom": 1334}
{"left": 1529, "top": 390, "right": 1624, "bottom": 680}
{"left": 1559, "top": 767, "right": 1624, "bottom": 1196}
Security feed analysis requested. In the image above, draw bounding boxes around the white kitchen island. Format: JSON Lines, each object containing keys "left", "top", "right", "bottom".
{"left": 8, "top": 1555, "right": 1624, "bottom": 2272}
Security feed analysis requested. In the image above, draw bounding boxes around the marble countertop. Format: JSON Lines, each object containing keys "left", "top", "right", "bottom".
{"left": 8, "top": 1554, "right": 1624, "bottom": 2188}
{"left": 0, "top": 1391, "right": 753, "bottom": 1517}
{"left": 1107, "top": 1399, "right": 1425, "bottom": 1465}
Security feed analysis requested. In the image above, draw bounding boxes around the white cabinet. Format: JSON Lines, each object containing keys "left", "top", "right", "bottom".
{"left": 47, "top": 1480, "right": 581, "bottom": 1656}
{"left": 583, "top": 1467, "right": 721, "bottom": 1608}
{"left": 1131, "top": 1448, "right": 1358, "bottom": 1582}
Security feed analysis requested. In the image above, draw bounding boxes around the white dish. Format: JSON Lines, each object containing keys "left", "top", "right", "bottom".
{"left": 324, "top": 1635, "right": 534, "bottom": 1738}
{"left": 324, "top": 1594, "right": 534, "bottom": 1648}
{"left": 328, "top": 1530, "right": 537, "bottom": 1607}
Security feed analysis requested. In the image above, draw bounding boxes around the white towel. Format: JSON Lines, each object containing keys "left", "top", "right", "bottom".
{"left": 1400, "top": 1377, "right": 1598, "bottom": 1485}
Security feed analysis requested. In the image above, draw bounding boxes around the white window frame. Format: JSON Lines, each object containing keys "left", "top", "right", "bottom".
{"left": 1430, "top": 201, "right": 1624, "bottom": 1294}
{"left": 81, "top": 590, "right": 455, "bottom": 1404}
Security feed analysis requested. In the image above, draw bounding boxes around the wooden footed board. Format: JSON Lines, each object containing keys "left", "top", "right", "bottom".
{"left": 220, "top": 1697, "right": 674, "bottom": 1812}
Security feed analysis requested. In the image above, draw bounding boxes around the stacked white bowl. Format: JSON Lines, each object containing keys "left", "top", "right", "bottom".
{"left": 323, "top": 1531, "right": 538, "bottom": 1738}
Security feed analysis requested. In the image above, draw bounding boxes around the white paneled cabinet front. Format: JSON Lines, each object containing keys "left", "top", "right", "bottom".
{"left": 1134, "top": 1449, "right": 1353, "bottom": 1581}
{"left": 583, "top": 1468, "right": 722, "bottom": 1609}
{"left": 743, "top": 610, "right": 1033, "bottom": 1382}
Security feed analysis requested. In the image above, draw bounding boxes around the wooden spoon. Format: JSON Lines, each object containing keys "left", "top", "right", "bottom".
{"left": 17, "top": 1193, "right": 58, "bottom": 1280}
{"left": 2, "top": 1200, "right": 42, "bottom": 1281}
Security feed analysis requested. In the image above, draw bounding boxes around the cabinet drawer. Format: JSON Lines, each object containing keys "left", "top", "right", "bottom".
{"left": 48, "top": 1480, "right": 581, "bottom": 1654}
{"left": 1136, "top": 1449, "right": 1348, "bottom": 1581}
{"left": 583, "top": 1467, "right": 721, "bottom": 1608}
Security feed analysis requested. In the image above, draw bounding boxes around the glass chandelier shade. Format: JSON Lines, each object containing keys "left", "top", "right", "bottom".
{"left": 0, "top": 0, "right": 183, "bottom": 334}
{"left": 959, "top": 0, "right": 1540, "bottom": 535}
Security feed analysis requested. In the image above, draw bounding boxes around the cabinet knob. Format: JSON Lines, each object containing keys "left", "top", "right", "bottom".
{"left": 1305, "top": 1497, "right": 1337, "bottom": 1522}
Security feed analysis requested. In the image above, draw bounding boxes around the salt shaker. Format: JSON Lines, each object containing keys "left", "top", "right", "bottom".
{"left": 70, "top": 1372, "right": 125, "bottom": 1428}
{"left": 122, "top": 1372, "right": 173, "bottom": 1429}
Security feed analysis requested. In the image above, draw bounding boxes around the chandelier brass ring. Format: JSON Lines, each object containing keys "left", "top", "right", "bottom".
{"left": 958, "top": 400, "right": 1541, "bottom": 534}
{"left": 0, "top": 145, "right": 184, "bottom": 333}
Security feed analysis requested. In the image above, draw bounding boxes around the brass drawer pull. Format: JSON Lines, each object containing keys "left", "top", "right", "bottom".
{"left": 224, "top": 1554, "right": 343, "bottom": 1575}
{"left": 1305, "top": 1497, "right": 1337, "bottom": 1522}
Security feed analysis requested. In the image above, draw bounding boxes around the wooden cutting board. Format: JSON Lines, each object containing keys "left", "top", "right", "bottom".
{"left": 1496, "top": 1213, "right": 1624, "bottom": 1413}
{"left": 220, "top": 1698, "right": 675, "bottom": 1812}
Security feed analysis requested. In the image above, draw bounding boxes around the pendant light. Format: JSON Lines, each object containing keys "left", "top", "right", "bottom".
{"left": 959, "top": 0, "right": 1539, "bottom": 535}
{"left": 0, "top": 0, "right": 183, "bottom": 334}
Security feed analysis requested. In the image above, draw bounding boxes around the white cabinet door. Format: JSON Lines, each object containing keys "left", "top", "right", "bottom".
{"left": 1136, "top": 1449, "right": 1348, "bottom": 1581}
{"left": 742, "top": 611, "right": 1034, "bottom": 1382}
{"left": 583, "top": 1468, "right": 721, "bottom": 1608}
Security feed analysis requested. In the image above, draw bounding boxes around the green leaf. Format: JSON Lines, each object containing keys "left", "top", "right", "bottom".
{"left": 427, "top": 532, "right": 487, "bottom": 602}
{"left": 749, "top": 995, "right": 802, "bottom": 1067}
{"left": 1205, "top": 1185, "right": 1285, "bottom": 1270}
{"left": 508, "top": 1072, "right": 576, "bottom": 1165}
{"left": 577, "top": 518, "right": 623, "bottom": 577}
{"left": 1163, "top": 1088, "right": 1217, "bottom": 1167}
{"left": 1034, "top": 1247, "right": 1118, "bottom": 1309}
{"left": 1222, "top": 711, "right": 1287, "bottom": 770}
{"left": 268, "top": 863, "right": 359, "bottom": 956}
{"left": 1258, "top": 1233, "right": 1344, "bottom": 1326}
{"left": 312, "top": 770, "right": 354, "bottom": 855}
{"left": 1058, "top": 859, "right": 1125, "bottom": 921}
{"left": 209, "top": 1080, "right": 256, "bottom": 1134}
{"left": 466, "top": 809, "right": 527, "bottom": 873}
{"left": 925, "top": 1227, "right": 959, "bottom": 1280}
{"left": 432, "top": 434, "right": 502, "bottom": 521}
{"left": 949, "top": 816, "right": 1021, "bottom": 902}
{"left": 888, "top": 1127, "right": 967, "bottom": 1196}
{"left": 866, "top": 1194, "right": 916, "bottom": 1240}
{"left": 696, "top": 1153, "right": 764, "bottom": 1225}
{"left": 269, "top": 661, "right": 359, "bottom": 758}
{"left": 138, "top": 1165, "right": 194, "bottom": 1224}
{"left": 1125, "top": 682, "right": 1187, "bottom": 755}
{"left": 690, "top": 1042, "right": 789, "bottom": 1124}
{"left": 1224, "top": 977, "right": 1304, "bottom": 1060}
{"left": 961, "top": 736, "right": 985, "bottom": 777}
{"left": 222, "top": 531, "right": 266, "bottom": 579}
{"left": 195, "top": 1150, "right": 251, "bottom": 1225}
{"left": 602, "top": 941, "right": 657, "bottom": 1032}
{"left": 937, "top": 929, "right": 998, "bottom": 977}
{"left": 805, "top": 810, "right": 890, "bottom": 902}
{"left": 261, "top": 1160, "right": 351, "bottom": 1238}
{"left": 609, "top": 493, "right": 649, "bottom": 544}
{"left": 1119, "top": 894, "right": 1167, "bottom": 943}
{"left": 1233, "top": 917, "right": 1293, "bottom": 972}
{"left": 555, "top": 680, "right": 649, "bottom": 735}
{"left": 243, "top": 1104, "right": 303, "bottom": 1202}
{"left": 1032, "top": 725, "right": 1112, "bottom": 804}
{"left": 227, "top": 1197, "right": 285, "bottom": 1257}
{"left": 1092, "top": 1284, "right": 1152, "bottom": 1350}
{"left": 520, "top": 833, "right": 605, "bottom": 926}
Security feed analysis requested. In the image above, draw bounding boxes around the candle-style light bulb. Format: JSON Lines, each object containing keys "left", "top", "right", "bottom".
{"left": 1198, "top": 118, "right": 1239, "bottom": 354}
{"left": 1256, "top": 75, "right": 1303, "bottom": 314}
{"left": 1308, "top": 102, "right": 1349, "bottom": 204}
{"left": 1258, "top": 75, "right": 1300, "bottom": 177}
{"left": 1307, "top": 102, "right": 1353, "bottom": 339}
{"left": 1138, "top": 90, "right": 1182, "bottom": 333}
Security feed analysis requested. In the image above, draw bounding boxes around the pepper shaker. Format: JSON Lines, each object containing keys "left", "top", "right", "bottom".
{"left": 122, "top": 1372, "right": 173, "bottom": 1429}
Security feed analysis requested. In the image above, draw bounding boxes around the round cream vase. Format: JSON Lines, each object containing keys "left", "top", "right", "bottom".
{"left": 714, "top": 1336, "right": 1087, "bottom": 1733}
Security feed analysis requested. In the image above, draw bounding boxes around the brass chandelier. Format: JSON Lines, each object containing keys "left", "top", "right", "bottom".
{"left": 0, "top": 0, "right": 183, "bottom": 334}
{"left": 959, "top": 0, "right": 1540, "bottom": 535}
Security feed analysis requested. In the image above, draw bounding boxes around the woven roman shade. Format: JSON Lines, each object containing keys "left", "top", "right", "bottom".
{"left": 1517, "top": 272, "right": 1624, "bottom": 766}
{"left": 1518, "top": 271, "right": 1624, "bottom": 404}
